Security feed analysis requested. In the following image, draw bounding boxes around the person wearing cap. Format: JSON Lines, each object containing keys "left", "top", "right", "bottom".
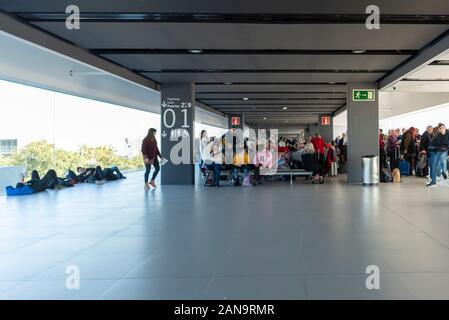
{"left": 141, "top": 128, "right": 164, "bottom": 190}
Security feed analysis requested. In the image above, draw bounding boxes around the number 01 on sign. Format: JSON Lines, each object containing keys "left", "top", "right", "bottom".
{"left": 352, "top": 89, "right": 375, "bottom": 102}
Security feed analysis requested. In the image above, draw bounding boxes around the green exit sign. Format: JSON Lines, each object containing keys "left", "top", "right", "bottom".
{"left": 352, "top": 89, "right": 376, "bottom": 102}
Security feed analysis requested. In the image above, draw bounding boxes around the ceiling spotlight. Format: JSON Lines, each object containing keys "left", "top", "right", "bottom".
{"left": 243, "top": 97, "right": 249, "bottom": 101}
{"left": 263, "top": 117, "right": 267, "bottom": 120}
{"left": 224, "top": 82, "right": 232, "bottom": 85}
{"left": 282, "top": 107, "right": 288, "bottom": 110}
{"left": 188, "top": 49, "right": 203, "bottom": 54}
{"left": 285, "top": 120, "right": 289, "bottom": 123}
{"left": 328, "top": 82, "right": 336, "bottom": 85}
{"left": 352, "top": 50, "right": 366, "bottom": 54}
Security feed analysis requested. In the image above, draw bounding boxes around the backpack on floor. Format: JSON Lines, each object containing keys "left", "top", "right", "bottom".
{"left": 5, "top": 185, "right": 36, "bottom": 196}
{"left": 242, "top": 175, "right": 254, "bottom": 187}
{"left": 399, "top": 160, "right": 410, "bottom": 176}
{"left": 392, "top": 168, "right": 401, "bottom": 183}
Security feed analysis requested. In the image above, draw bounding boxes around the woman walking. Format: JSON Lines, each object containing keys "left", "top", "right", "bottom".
{"left": 141, "top": 128, "right": 164, "bottom": 190}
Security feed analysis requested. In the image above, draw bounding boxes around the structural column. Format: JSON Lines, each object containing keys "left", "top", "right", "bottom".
{"left": 160, "top": 83, "right": 195, "bottom": 185}
{"left": 318, "top": 114, "right": 334, "bottom": 142}
{"left": 346, "top": 83, "right": 379, "bottom": 184}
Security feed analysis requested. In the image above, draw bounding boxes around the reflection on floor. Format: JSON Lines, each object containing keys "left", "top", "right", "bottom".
{"left": 0, "top": 170, "right": 449, "bottom": 300}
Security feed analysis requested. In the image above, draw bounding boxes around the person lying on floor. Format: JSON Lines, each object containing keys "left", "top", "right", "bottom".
{"left": 75, "top": 167, "right": 97, "bottom": 183}
{"left": 75, "top": 166, "right": 126, "bottom": 183}
{"left": 16, "top": 169, "right": 72, "bottom": 192}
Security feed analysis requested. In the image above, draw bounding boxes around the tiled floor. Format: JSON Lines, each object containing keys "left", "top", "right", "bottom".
{"left": 0, "top": 171, "right": 449, "bottom": 300}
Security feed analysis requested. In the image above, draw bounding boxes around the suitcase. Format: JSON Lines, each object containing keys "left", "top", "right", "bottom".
{"left": 399, "top": 160, "right": 410, "bottom": 176}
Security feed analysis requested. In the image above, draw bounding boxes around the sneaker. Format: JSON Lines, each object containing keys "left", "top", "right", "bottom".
{"left": 426, "top": 182, "right": 437, "bottom": 188}
{"left": 149, "top": 180, "right": 156, "bottom": 188}
{"left": 144, "top": 183, "right": 150, "bottom": 191}
{"left": 443, "top": 172, "right": 448, "bottom": 180}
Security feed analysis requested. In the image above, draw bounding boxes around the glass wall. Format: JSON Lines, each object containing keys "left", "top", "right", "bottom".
{"left": 0, "top": 79, "right": 160, "bottom": 178}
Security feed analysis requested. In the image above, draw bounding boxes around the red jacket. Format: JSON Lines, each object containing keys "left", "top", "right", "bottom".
{"left": 141, "top": 136, "right": 161, "bottom": 160}
{"left": 311, "top": 137, "right": 327, "bottom": 154}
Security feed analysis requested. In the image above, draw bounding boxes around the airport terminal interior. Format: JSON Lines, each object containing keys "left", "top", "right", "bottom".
{"left": 1, "top": 1, "right": 449, "bottom": 300}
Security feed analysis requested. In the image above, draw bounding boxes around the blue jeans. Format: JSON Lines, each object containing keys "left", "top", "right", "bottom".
{"left": 205, "top": 163, "right": 221, "bottom": 186}
{"left": 430, "top": 151, "right": 447, "bottom": 183}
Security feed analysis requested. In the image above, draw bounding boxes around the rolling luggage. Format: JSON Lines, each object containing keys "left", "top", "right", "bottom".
{"left": 399, "top": 159, "right": 410, "bottom": 176}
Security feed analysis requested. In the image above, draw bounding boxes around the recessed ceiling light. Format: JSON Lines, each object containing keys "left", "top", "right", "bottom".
{"left": 282, "top": 107, "right": 288, "bottom": 110}
{"left": 243, "top": 97, "right": 249, "bottom": 101}
{"left": 263, "top": 117, "right": 267, "bottom": 120}
{"left": 328, "top": 82, "right": 336, "bottom": 85}
{"left": 224, "top": 82, "right": 232, "bottom": 85}
{"left": 188, "top": 49, "right": 203, "bottom": 54}
{"left": 352, "top": 50, "right": 366, "bottom": 54}
{"left": 285, "top": 120, "right": 289, "bottom": 123}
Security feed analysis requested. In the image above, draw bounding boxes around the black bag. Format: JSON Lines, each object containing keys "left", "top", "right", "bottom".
{"left": 380, "top": 169, "right": 392, "bottom": 183}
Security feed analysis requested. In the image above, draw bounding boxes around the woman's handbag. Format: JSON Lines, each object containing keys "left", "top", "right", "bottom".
{"left": 143, "top": 156, "right": 154, "bottom": 165}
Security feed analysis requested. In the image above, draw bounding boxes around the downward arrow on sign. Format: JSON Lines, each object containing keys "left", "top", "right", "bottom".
{"left": 161, "top": 131, "right": 168, "bottom": 138}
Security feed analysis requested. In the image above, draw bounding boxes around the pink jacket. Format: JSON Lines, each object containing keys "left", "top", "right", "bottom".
{"left": 253, "top": 150, "right": 274, "bottom": 168}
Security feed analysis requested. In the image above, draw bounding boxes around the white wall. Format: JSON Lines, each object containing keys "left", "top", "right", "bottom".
{"left": 333, "top": 110, "right": 347, "bottom": 139}
{"left": 379, "top": 92, "right": 449, "bottom": 120}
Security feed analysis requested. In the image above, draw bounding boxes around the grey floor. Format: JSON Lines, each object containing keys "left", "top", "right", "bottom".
{"left": 0, "top": 170, "right": 449, "bottom": 300}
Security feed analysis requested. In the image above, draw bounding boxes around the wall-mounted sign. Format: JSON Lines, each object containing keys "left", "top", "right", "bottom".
{"left": 231, "top": 116, "right": 240, "bottom": 126}
{"left": 353, "top": 89, "right": 375, "bottom": 102}
{"left": 321, "top": 116, "right": 331, "bottom": 126}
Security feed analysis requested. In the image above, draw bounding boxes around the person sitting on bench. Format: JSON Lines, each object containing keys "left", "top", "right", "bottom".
{"left": 203, "top": 139, "right": 223, "bottom": 187}
{"left": 253, "top": 141, "right": 274, "bottom": 184}
{"left": 301, "top": 143, "right": 325, "bottom": 184}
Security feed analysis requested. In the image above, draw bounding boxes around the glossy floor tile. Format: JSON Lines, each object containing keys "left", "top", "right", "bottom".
{"left": 0, "top": 171, "right": 448, "bottom": 299}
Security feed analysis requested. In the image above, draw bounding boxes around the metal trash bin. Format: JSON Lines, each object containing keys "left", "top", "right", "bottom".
{"left": 361, "top": 155, "right": 379, "bottom": 185}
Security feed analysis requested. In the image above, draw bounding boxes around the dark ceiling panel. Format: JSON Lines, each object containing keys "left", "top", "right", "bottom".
{"left": 102, "top": 54, "right": 408, "bottom": 71}
{"left": 1, "top": 1, "right": 447, "bottom": 125}
{"left": 195, "top": 84, "right": 348, "bottom": 92}
{"left": 2, "top": 0, "right": 449, "bottom": 15}
{"left": 141, "top": 72, "right": 383, "bottom": 83}
{"left": 196, "top": 93, "right": 347, "bottom": 99}
{"left": 29, "top": 22, "right": 448, "bottom": 50}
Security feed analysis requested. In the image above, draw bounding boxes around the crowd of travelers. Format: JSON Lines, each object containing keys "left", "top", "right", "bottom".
{"left": 379, "top": 123, "right": 449, "bottom": 187}
{"left": 198, "top": 130, "right": 344, "bottom": 187}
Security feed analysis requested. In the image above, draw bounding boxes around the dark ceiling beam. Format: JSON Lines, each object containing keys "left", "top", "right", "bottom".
{"left": 196, "top": 82, "right": 347, "bottom": 85}
{"left": 200, "top": 98, "right": 346, "bottom": 101}
{"left": 208, "top": 103, "right": 343, "bottom": 106}
{"left": 16, "top": 12, "right": 449, "bottom": 24}
{"left": 0, "top": 11, "right": 159, "bottom": 91}
{"left": 378, "top": 29, "right": 449, "bottom": 89}
{"left": 92, "top": 48, "right": 416, "bottom": 55}
{"left": 332, "top": 104, "right": 347, "bottom": 117}
{"left": 196, "top": 91, "right": 347, "bottom": 94}
{"left": 138, "top": 69, "right": 389, "bottom": 73}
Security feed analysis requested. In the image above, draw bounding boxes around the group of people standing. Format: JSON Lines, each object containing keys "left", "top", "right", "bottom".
{"left": 380, "top": 123, "right": 449, "bottom": 187}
